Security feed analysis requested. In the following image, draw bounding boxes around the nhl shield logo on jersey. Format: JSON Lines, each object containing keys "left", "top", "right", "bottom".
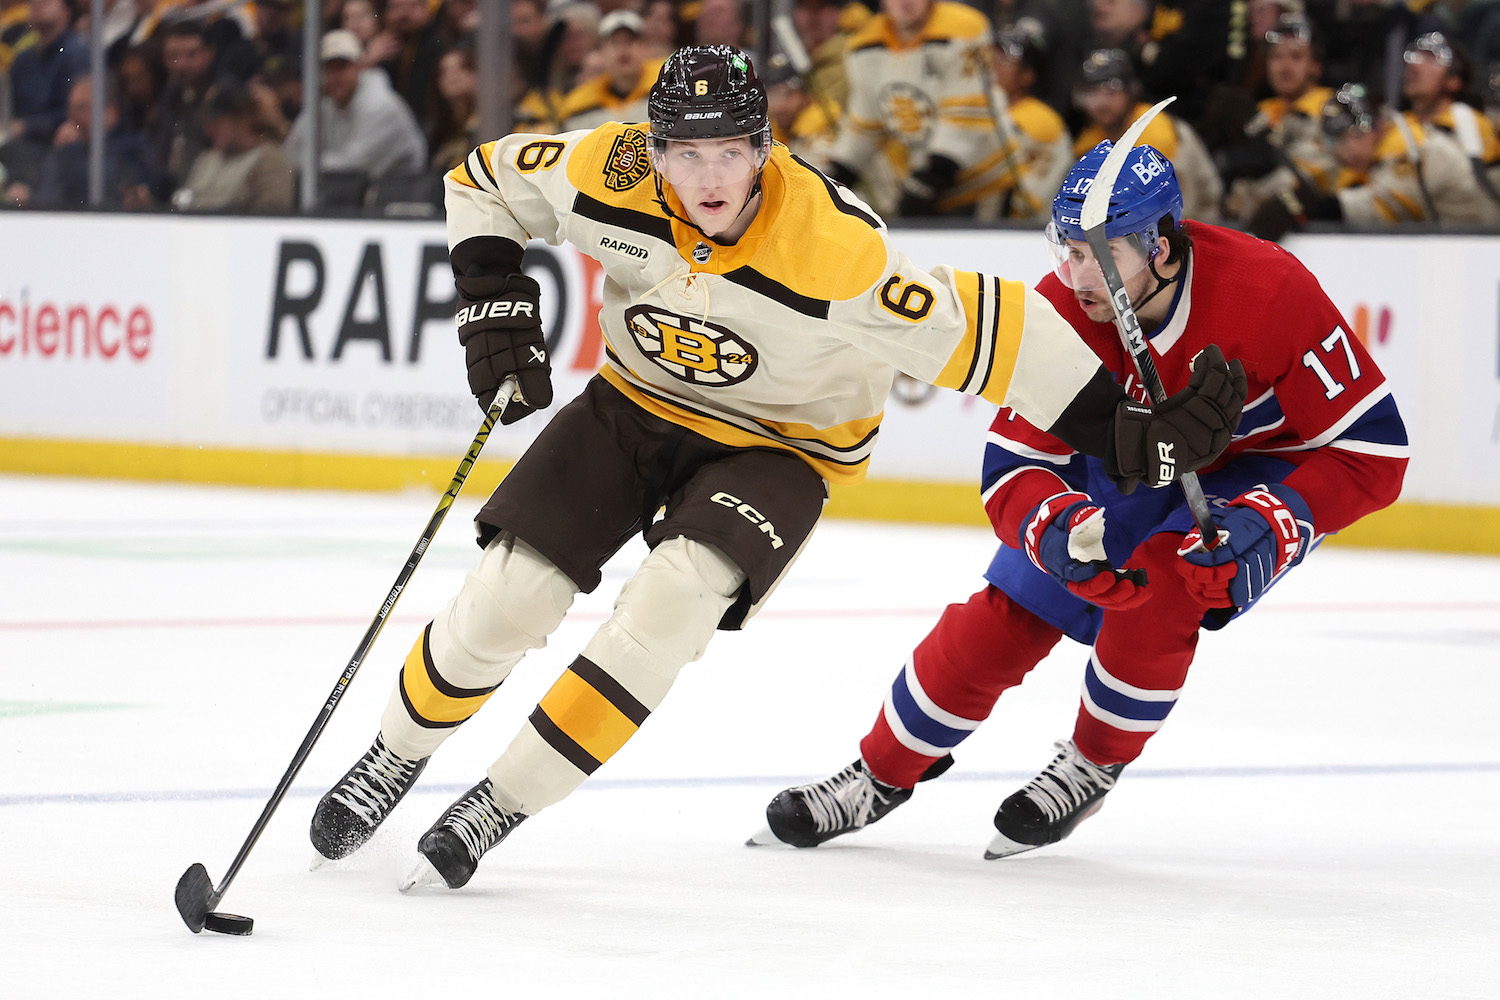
{"left": 625, "top": 305, "right": 758, "bottom": 387}
{"left": 604, "top": 128, "right": 651, "bottom": 191}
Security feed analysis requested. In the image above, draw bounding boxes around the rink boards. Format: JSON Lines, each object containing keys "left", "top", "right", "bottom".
{"left": 0, "top": 212, "right": 1496, "bottom": 552}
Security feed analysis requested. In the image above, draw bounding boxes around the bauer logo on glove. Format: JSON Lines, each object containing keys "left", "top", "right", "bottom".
{"left": 454, "top": 272, "right": 553, "bottom": 424}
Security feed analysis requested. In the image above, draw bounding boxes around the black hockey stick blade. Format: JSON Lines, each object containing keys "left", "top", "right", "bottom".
{"left": 174, "top": 863, "right": 220, "bottom": 933}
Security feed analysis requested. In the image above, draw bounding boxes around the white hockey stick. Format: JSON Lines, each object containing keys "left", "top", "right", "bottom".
{"left": 1080, "top": 97, "right": 1217, "bottom": 542}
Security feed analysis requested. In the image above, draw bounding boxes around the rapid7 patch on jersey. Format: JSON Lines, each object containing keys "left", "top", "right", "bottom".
{"left": 625, "top": 305, "right": 758, "bottom": 386}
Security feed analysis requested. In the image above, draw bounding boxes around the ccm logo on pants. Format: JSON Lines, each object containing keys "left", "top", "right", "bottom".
{"left": 710, "top": 492, "right": 784, "bottom": 549}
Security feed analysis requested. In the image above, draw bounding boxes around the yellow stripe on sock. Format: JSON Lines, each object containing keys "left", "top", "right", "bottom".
{"left": 399, "top": 629, "right": 498, "bottom": 726}
{"left": 535, "top": 667, "right": 642, "bottom": 766}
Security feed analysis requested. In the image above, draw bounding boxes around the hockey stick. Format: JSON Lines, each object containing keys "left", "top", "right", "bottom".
{"left": 174, "top": 376, "right": 521, "bottom": 935}
{"left": 981, "top": 72, "right": 1042, "bottom": 218}
{"left": 770, "top": 15, "right": 843, "bottom": 147}
{"left": 1080, "top": 97, "right": 1217, "bottom": 542}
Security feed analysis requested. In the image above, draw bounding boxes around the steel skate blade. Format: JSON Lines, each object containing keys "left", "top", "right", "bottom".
{"left": 983, "top": 831, "right": 1041, "bottom": 860}
{"left": 745, "top": 826, "right": 783, "bottom": 847}
{"left": 399, "top": 856, "right": 445, "bottom": 893}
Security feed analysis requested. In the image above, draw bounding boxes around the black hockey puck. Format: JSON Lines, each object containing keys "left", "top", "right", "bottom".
{"left": 202, "top": 912, "right": 254, "bottom": 936}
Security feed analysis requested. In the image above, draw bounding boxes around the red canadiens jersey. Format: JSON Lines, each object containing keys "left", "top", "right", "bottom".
{"left": 982, "top": 222, "right": 1409, "bottom": 545}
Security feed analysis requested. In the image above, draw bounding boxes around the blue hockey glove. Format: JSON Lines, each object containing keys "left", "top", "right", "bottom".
{"left": 1177, "top": 484, "right": 1314, "bottom": 608}
{"left": 1022, "top": 492, "right": 1149, "bottom": 610}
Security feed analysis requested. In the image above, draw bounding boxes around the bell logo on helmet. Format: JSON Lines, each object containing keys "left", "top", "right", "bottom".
{"left": 1130, "top": 151, "right": 1167, "bottom": 184}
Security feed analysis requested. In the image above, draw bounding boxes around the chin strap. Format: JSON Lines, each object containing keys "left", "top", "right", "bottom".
{"left": 1130, "top": 253, "right": 1181, "bottom": 314}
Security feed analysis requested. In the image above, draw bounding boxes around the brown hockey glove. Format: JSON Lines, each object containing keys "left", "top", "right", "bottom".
{"left": 1106, "top": 344, "right": 1247, "bottom": 494}
{"left": 455, "top": 272, "right": 551, "bottom": 424}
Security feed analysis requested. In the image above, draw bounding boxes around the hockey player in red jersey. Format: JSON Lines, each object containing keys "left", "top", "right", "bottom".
{"left": 754, "top": 140, "right": 1409, "bottom": 858}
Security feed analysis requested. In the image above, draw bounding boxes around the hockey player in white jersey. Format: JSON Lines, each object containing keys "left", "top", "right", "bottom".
{"left": 307, "top": 45, "right": 1246, "bottom": 891}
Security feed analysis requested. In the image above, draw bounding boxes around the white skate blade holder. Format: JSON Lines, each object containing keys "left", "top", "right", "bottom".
{"left": 399, "top": 856, "right": 447, "bottom": 893}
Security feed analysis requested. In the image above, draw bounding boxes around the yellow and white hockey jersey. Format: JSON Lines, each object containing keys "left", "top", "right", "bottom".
{"left": 445, "top": 122, "right": 1104, "bottom": 485}
{"left": 831, "top": 1, "right": 1009, "bottom": 212}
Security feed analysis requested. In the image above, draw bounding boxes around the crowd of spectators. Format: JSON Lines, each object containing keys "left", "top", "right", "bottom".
{"left": 1, "top": 0, "right": 1498, "bottom": 236}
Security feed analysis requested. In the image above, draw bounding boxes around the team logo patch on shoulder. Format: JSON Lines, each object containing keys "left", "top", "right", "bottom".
{"left": 604, "top": 128, "right": 651, "bottom": 191}
{"left": 625, "top": 305, "right": 759, "bottom": 387}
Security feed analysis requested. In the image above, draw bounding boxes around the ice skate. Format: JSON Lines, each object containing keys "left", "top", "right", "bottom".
{"left": 750, "top": 760, "right": 913, "bottom": 848}
{"left": 985, "top": 739, "right": 1124, "bottom": 859}
{"left": 402, "top": 779, "right": 527, "bottom": 889}
{"left": 310, "top": 735, "right": 428, "bottom": 860}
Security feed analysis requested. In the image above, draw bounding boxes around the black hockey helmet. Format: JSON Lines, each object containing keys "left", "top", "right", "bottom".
{"left": 647, "top": 45, "right": 770, "bottom": 148}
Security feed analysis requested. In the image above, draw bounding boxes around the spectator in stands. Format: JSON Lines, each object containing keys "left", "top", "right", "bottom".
{"left": 641, "top": 0, "right": 684, "bottom": 60}
{"left": 1071, "top": 47, "right": 1222, "bottom": 220}
{"left": 98, "top": 0, "right": 151, "bottom": 66}
{"left": 249, "top": 0, "right": 302, "bottom": 84}
{"left": 1224, "top": 15, "right": 1341, "bottom": 225}
{"left": 1, "top": 0, "right": 38, "bottom": 74}
{"left": 153, "top": 0, "right": 262, "bottom": 83}
{"left": 442, "top": 0, "right": 479, "bottom": 36}
{"left": 549, "top": 3, "right": 601, "bottom": 97}
{"left": 429, "top": 42, "right": 477, "bottom": 170}
{"left": 11, "top": 74, "right": 164, "bottom": 209}
{"left": 173, "top": 82, "right": 293, "bottom": 212}
{"left": 1246, "top": 81, "right": 1500, "bottom": 238}
{"left": 1222, "top": 13, "right": 1337, "bottom": 189}
{"left": 557, "top": 9, "right": 659, "bottom": 132}
{"left": 370, "top": 0, "right": 454, "bottom": 143}
{"left": 1410, "top": 0, "right": 1500, "bottom": 73}
{"left": 1401, "top": 30, "right": 1500, "bottom": 208}
{"left": 149, "top": 20, "right": 229, "bottom": 191}
{"left": 1402, "top": 31, "right": 1500, "bottom": 152}
{"left": 991, "top": 1, "right": 1089, "bottom": 118}
{"left": 116, "top": 44, "right": 163, "bottom": 132}
{"left": 789, "top": 0, "right": 858, "bottom": 108}
{"left": 282, "top": 29, "right": 426, "bottom": 197}
{"left": 990, "top": 19, "right": 1073, "bottom": 220}
{"left": 693, "top": 0, "right": 751, "bottom": 51}
{"left": 828, "top": 0, "right": 1008, "bottom": 220}
{"left": 1252, "top": 14, "right": 1334, "bottom": 149}
{"left": 1, "top": 0, "right": 89, "bottom": 189}
{"left": 511, "top": 0, "right": 556, "bottom": 99}
{"left": 765, "top": 54, "right": 839, "bottom": 165}
{"left": 340, "top": 0, "right": 381, "bottom": 53}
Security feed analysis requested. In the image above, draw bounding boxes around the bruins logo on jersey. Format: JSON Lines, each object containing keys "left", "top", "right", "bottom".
{"left": 626, "top": 305, "right": 758, "bottom": 387}
{"left": 880, "top": 83, "right": 935, "bottom": 140}
{"left": 604, "top": 128, "right": 651, "bottom": 191}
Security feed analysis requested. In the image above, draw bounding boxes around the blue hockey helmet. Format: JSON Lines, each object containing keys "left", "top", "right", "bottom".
{"left": 1046, "top": 140, "right": 1183, "bottom": 289}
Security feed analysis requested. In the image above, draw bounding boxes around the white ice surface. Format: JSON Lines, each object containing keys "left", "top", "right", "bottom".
{"left": 1, "top": 474, "right": 1496, "bottom": 998}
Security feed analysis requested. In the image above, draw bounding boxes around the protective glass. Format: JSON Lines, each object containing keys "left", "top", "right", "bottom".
{"left": 1403, "top": 33, "right": 1454, "bottom": 68}
{"left": 652, "top": 136, "right": 765, "bottom": 188}
{"left": 1072, "top": 78, "right": 1128, "bottom": 109}
{"left": 1045, "top": 223, "right": 1153, "bottom": 291}
{"left": 1264, "top": 17, "right": 1313, "bottom": 47}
